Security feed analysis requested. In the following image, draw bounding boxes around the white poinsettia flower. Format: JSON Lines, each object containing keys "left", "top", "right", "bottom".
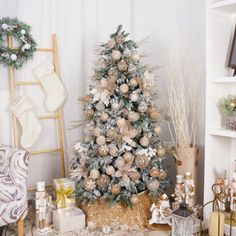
{"left": 73, "top": 142, "right": 87, "bottom": 154}
{"left": 70, "top": 155, "right": 88, "bottom": 180}
{"left": 115, "top": 162, "right": 136, "bottom": 185}
{"left": 147, "top": 147, "right": 156, "bottom": 157}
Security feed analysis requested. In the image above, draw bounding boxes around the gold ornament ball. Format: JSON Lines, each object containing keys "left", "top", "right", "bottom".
{"left": 123, "top": 152, "right": 134, "bottom": 163}
{"left": 129, "top": 170, "right": 140, "bottom": 181}
{"left": 159, "top": 170, "right": 167, "bottom": 180}
{"left": 116, "top": 118, "right": 127, "bottom": 128}
{"left": 107, "top": 129, "right": 118, "bottom": 140}
{"left": 147, "top": 179, "right": 160, "bottom": 191}
{"left": 100, "top": 112, "right": 109, "bottom": 122}
{"left": 97, "top": 174, "right": 110, "bottom": 188}
{"left": 130, "top": 78, "right": 138, "bottom": 87}
{"left": 109, "top": 146, "right": 119, "bottom": 157}
{"left": 84, "top": 178, "right": 96, "bottom": 191}
{"left": 106, "top": 165, "right": 115, "bottom": 176}
{"left": 115, "top": 157, "right": 125, "bottom": 169}
{"left": 96, "top": 135, "right": 106, "bottom": 145}
{"left": 148, "top": 108, "right": 159, "bottom": 120}
{"left": 82, "top": 94, "right": 93, "bottom": 103}
{"left": 154, "top": 125, "right": 161, "bottom": 135}
{"left": 140, "top": 136, "right": 150, "bottom": 147}
{"left": 99, "top": 145, "right": 109, "bottom": 157}
{"left": 128, "top": 112, "right": 140, "bottom": 122}
{"left": 84, "top": 109, "right": 94, "bottom": 119}
{"left": 112, "top": 50, "right": 122, "bottom": 61}
{"left": 117, "top": 60, "right": 128, "bottom": 72}
{"left": 135, "top": 155, "right": 150, "bottom": 169}
{"left": 157, "top": 146, "right": 166, "bottom": 157}
{"left": 90, "top": 169, "right": 100, "bottom": 180}
{"left": 111, "top": 184, "right": 121, "bottom": 194}
{"left": 130, "top": 195, "right": 139, "bottom": 204}
{"left": 120, "top": 84, "right": 129, "bottom": 94}
{"left": 150, "top": 167, "right": 160, "bottom": 178}
{"left": 131, "top": 54, "right": 140, "bottom": 62}
{"left": 93, "top": 127, "right": 101, "bottom": 137}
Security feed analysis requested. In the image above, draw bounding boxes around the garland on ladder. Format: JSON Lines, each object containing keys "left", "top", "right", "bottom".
{"left": 0, "top": 17, "right": 37, "bottom": 69}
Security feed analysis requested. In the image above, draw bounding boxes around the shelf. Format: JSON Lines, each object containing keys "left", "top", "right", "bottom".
{"left": 209, "top": 128, "right": 236, "bottom": 138}
{"left": 209, "top": 76, "right": 236, "bottom": 83}
{"left": 210, "top": 0, "right": 236, "bottom": 14}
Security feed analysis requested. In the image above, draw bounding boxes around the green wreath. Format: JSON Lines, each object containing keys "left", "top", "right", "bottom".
{"left": 0, "top": 17, "right": 37, "bottom": 69}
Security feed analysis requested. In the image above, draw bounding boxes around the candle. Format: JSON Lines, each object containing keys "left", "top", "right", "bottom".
{"left": 209, "top": 212, "right": 224, "bottom": 236}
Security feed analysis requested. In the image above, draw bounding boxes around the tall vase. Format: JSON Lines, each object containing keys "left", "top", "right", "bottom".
{"left": 175, "top": 146, "right": 198, "bottom": 205}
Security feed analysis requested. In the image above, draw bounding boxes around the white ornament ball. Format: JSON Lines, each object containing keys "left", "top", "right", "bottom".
{"left": 21, "top": 29, "right": 26, "bottom": 35}
{"left": 131, "top": 54, "right": 140, "bottom": 62}
{"left": 10, "top": 54, "right": 17, "bottom": 61}
{"left": 90, "top": 169, "right": 100, "bottom": 180}
{"left": 100, "top": 112, "right": 109, "bottom": 122}
{"left": 112, "top": 50, "right": 122, "bottom": 61}
{"left": 154, "top": 125, "right": 162, "bottom": 135}
{"left": 96, "top": 102, "right": 105, "bottom": 112}
{"left": 130, "top": 195, "right": 139, "bottom": 204}
{"left": 106, "top": 165, "right": 115, "bottom": 176}
{"left": 138, "top": 102, "right": 148, "bottom": 112}
{"left": 115, "top": 157, "right": 125, "bottom": 169}
{"left": 120, "top": 84, "right": 129, "bottom": 94}
{"left": 124, "top": 48, "right": 132, "bottom": 57}
{"left": 112, "top": 102, "right": 120, "bottom": 112}
{"left": 1, "top": 23, "right": 8, "bottom": 30}
{"left": 147, "top": 179, "right": 160, "bottom": 191}
{"left": 24, "top": 43, "right": 31, "bottom": 50}
{"left": 140, "top": 136, "right": 150, "bottom": 147}
{"left": 129, "top": 92, "right": 139, "bottom": 102}
{"left": 96, "top": 135, "right": 106, "bottom": 146}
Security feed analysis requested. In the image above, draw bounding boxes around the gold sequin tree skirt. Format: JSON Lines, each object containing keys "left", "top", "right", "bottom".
{"left": 80, "top": 191, "right": 153, "bottom": 228}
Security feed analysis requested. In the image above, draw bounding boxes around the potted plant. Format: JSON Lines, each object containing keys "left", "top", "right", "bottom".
{"left": 219, "top": 95, "right": 236, "bottom": 131}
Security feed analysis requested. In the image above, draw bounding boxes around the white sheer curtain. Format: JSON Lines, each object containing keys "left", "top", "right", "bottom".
{"left": 0, "top": 0, "right": 205, "bottom": 196}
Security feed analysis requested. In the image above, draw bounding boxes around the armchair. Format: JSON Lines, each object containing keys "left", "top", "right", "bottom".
{"left": 0, "top": 146, "right": 29, "bottom": 236}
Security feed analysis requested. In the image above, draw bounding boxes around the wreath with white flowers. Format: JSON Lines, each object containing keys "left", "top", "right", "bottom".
{"left": 0, "top": 17, "right": 37, "bottom": 69}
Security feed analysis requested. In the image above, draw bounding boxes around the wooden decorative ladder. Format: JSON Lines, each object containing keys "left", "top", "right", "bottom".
{"left": 7, "top": 33, "right": 66, "bottom": 192}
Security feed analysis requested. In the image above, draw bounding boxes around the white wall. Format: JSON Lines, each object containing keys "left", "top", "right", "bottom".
{"left": 0, "top": 0, "right": 205, "bottom": 199}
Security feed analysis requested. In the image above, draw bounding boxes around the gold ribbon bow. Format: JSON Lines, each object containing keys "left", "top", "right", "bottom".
{"left": 55, "top": 179, "right": 74, "bottom": 208}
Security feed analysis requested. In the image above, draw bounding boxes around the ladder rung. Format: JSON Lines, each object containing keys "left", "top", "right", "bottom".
{"left": 14, "top": 81, "right": 40, "bottom": 86}
{"left": 37, "top": 114, "right": 58, "bottom": 119}
{"left": 30, "top": 148, "right": 61, "bottom": 155}
{"left": 37, "top": 48, "right": 53, "bottom": 52}
{"left": 28, "top": 184, "right": 53, "bottom": 192}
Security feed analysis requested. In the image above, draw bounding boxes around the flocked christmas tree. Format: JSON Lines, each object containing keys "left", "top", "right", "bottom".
{"left": 70, "top": 25, "right": 170, "bottom": 206}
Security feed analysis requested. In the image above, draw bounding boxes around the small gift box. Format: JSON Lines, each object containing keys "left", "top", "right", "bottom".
{"left": 53, "top": 178, "right": 75, "bottom": 209}
{"left": 52, "top": 208, "right": 85, "bottom": 233}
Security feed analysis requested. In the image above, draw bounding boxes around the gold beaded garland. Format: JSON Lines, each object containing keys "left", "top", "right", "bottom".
{"left": 96, "top": 135, "right": 106, "bottom": 146}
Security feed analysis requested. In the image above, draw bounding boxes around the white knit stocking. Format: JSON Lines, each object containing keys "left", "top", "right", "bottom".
{"left": 10, "top": 96, "right": 42, "bottom": 149}
{"left": 33, "top": 61, "right": 67, "bottom": 112}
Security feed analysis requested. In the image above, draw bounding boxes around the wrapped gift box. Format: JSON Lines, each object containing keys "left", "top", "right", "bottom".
{"left": 53, "top": 178, "right": 75, "bottom": 208}
{"left": 52, "top": 208, "right": 85, "bottom": 233}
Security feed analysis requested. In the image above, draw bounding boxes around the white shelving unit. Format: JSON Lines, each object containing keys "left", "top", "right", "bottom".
{"left": 205, "top": 0, "right": 236, "bottom": 227}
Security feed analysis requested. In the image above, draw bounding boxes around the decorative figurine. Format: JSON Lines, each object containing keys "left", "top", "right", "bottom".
{"left": 184, "top": 172, "right": 195, "bottom": 207}
{"left": 35, "top": 181, "right": 52, "bottom": 234}
{"left": 149, "top": 193, "right": 172, "bottom": 225}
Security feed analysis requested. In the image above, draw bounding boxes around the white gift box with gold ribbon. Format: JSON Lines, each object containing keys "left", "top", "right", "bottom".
{"left": 52, "top": 208, "right": 85, "bottom": 233}
{"left": 53, "top": 178, "right": 75, "bottom": 209}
